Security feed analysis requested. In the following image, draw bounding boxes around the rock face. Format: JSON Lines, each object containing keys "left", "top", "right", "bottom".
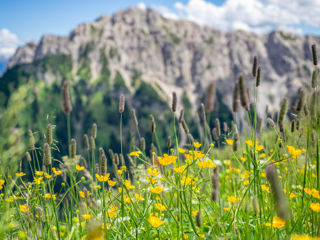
{"left": 6, "top": 7, "right": 320, "bottom": 118}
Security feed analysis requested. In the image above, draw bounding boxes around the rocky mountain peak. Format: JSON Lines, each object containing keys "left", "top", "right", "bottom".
{"left": 4, "top": 7, "right": 320, "bottom": 120}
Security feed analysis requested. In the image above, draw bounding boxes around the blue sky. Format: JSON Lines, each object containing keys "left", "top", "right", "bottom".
{"left": 0, "top": 0, "right": 319, "bottom": 58}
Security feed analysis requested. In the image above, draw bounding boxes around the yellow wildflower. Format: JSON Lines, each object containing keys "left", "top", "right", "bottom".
{"left": 155, "top": 203, "right": 166, "bottom": 211}
{"left": 108, "top": 180, "right": 116, "bottom": 187}
{"left": 310, "top": 203, "right": 320, "bottom": 212}
{"left": 82, "top": 214, "right": 92, "bottom": 220}
{"left": 52, "top": 168, "right": 62, "bottom": 175}
{"left": 265, "top": 216, "right": 286, "bottom": 229}
{"left": 124, "top": 180, "right": 135, "bottom": 189}
{"left": 129, "top": 151, "right": 141, "bottom": 157}
{"left": 79, "top": 191, "right": 85, "bottom": 198}
{"left": 106, "top": 206, "right": 117, "bottom": 218}
{"left": 147, "top": 168, "right": 160, "bottom": 177}
{"left": 193, "top": 142, "right": 201, "bottom": 148}
{"left": 226, "top": 139, "right": 234, "bottom": 146}
{"left": 158, "top": 154, "right": 177, "bottom": 166}
{"left": 149, "top": 186, "right": 164, "bottom": 194}
{"left": 35, "top": 171, "right": 44, "bottom": 176}
{"left": 227, "top": 196, "right": 240, "bottom": 203}
{"left": 95, "top": 173, "right": 110, "bottom": 182}
{"left": 16, "top": 172, "right": 26, "bottom": 177}
{"left": 178, "top": 148, "right": 186, "bottom": 153}
{"left": 135, "top": 194, "right": 144, "bottom": 201}
{"left": 19, "top": 205, "right": 29, "bottom": 213}
{"left": 148, "top": 214, "right": 164, "bottom": 228}
{"left": 34, "top": 177, "right": 43, "bottom": 185}
{"left": 173, "top": 165, "right": 187, "bottom": 174}
{"left": 44, "top": 193, "right": 56, "bottom": 200}
{"left": 76, "top": 165, "right": 85, "bottom": 171}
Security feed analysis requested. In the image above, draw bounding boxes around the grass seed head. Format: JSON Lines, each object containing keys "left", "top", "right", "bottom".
{"left": 312, "top": 44, "right": 318, "bottom": 66}
{"left": 70, "top": 138, "right": 76, "bottom": 159}
{"left": 84, "top": 134, "right": 90, "bottom": 151}
{"left": 205, "top": 83, "right": 215, "bottom": 112}
{"left": 278, "top": 98, "right": 288, "bottom": 126}
{"left": 92, "top": 123, "right": 97, "bottom": 139}
{"left": 252, "top": 56, "right": 258, "bottom": 77}
{"left": 256, "top": 66, "right": 261, "bottom": 87}
{"left": 296, "top": 89, "right": 306, "bottom": 112}
{"left": 62, "top": 81, "right": 72, "bottom": 115}
{"left": 119, "top": 95, "right": 125, "bottom": 114}
{"left": 28, "top": 129, "right": 35, "bottom": 151}
{"left": 46, "top": 124, "right": 53, "bottom": 145}
{"left": 172, "top": 92, "right": 177, "bottom": 112}
{"left": 44, "top": 143, "right": 51, "bottom": 165}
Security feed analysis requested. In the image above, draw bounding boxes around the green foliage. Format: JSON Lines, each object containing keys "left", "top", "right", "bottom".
{"left": 162, "top": 25, "right": 181, "bottom": 45}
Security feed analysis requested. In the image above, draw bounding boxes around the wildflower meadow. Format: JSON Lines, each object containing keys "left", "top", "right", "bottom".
{"left": 0, "top": 45, "right": 319, "bottom": 240}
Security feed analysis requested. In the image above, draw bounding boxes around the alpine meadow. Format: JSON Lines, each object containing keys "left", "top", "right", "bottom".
{"left": 0, "top": 6, "right": 320, "bottom": 240}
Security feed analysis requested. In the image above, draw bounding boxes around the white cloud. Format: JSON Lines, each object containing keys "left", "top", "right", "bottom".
{"left": 156, "top": 0, "right": 320, "bottom": 34}
{"left": 137, "top": 2, "right": 146, "bottom": 10}
{"left": 0, "top": 28, "right": 20, "bottom": 57}
{"left": 152, "top": 5, "right": 179, "bottom": 20}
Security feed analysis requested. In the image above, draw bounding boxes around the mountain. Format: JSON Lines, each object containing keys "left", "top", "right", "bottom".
{"left": 0, "top": 56, "right": 9, "bottom": 76}
{"left": 1, "top": 7, "right": 319, "bottom": 154}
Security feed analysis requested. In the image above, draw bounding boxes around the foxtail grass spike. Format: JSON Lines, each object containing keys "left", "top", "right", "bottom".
{"left": 257, "top": 117, "right": 262, "bottom": 133}
{"left": 90, "top": 136, "right": 96, "bottom": 150}
{"left": 256, "top": 66, "right": 261, "bottom": 87}
{"left": 84, "top": 134, "right": 90, "bottom": 151}
{"left": 233, "top": 132, "right": 239, "bottom": 151}
{"left": 296, "top": 89, "right": 306, "bottom": 112}
{"left": 265, "top": 164, "right": 290, "bottom": 220}
{"left": 196, "top": 211, "right": 202, "bottom": 227}
{"left": 100, "top": 154, "right": 107, "bottom": 176}
{"left": 167, "top": 136, "right": 172, "bottom": 148}
{"left": 114, "top": 153, "right": 119, "bottom": 166}
{"left": 140, "top": 137, "right": 146, "bottom": 151}
{"left": 109, "top": 149, "right": 115, "bottom": 162}
{"left": 215, "top": 118, "right": 221, "bottom": 137}
{"left": 46, "top": 124, "right": 53, "bottom": 145}
{"left": 211, "top": 167, "right": 219, "bottom": 201}
{"left": 312, "top": 44, "right": 318, "bottom": 66}
{"left": 252, "top": 56, "right": 258, "bottom": 77}
{"left": 44, "top": 143, "right": 51, "bottom": 165}
{"left": 26, "top": 152, "right": 32, "bottom": 162}
{"left": 278, "top": 98, "right": 288, "bottom": 126}
{"left": 62, "top": 81, "right": 72, "bottom": 114}
{"left": 172, "top": 92, "right": 177, "bottom": 112}
{"left": 80, "top": 156, "right": 88, "bottom": 169}
{"left": 181, "top": 119, "right": 190, "bottom": 134}
{"left": 70, "top": 138, "right": 76, "bottom": 159}
{"left": 131, "top": 109, "right": 139, "bottom": 127}
{"left": 205, "top": 83, "right": 215, "bottom": 112}
{"left": 212, "top": 128, "right": 219, "bottom": 141}
{"left": 267, "top": 118, "right": 275, "bottom": 128}
{"left": 92, "top": 123, "right": 97, "bottom": 139}
{"left": 28, "top": 129, "right": 35, "bottom": 151}
{"left": 120, "top": 153, "right": 125, "bottom": 166}
{"left": 223, "top": 122, "right": 228, "bottom": 133}
{"left": 119, "top": 95, "right": 125, "bottom": 113}
{"left": 179, "top": 109, "right": 184, "bottom": 123}
{"left": 239, "top": 76, "right": 249, "bottom": 111}
{"left": 233, "top": 82, "right": 239, "bottom": 113}
{"left": 150, "top": 114, "right": 156, "bottom": 133}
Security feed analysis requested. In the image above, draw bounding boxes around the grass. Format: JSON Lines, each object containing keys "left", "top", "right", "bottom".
{"left": 0, "top": 45, "right": 319, "bottom": 240}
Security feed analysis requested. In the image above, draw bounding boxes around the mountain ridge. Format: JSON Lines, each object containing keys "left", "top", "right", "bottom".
{"left": 0, "top": 7, "right": 319, "bottom": 154}
{"left": 6, "top": 7, "right": 320, "bottom": 119}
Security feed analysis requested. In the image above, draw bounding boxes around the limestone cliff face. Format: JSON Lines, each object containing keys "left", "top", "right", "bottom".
{"left": 6, "top": 7, "right": 320, "bottom": 118}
